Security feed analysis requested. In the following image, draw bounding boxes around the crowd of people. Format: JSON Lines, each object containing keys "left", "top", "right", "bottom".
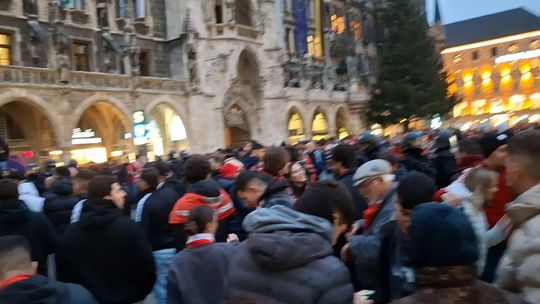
{"left": 0, "top": 126, "right": 539, "bottom": 304}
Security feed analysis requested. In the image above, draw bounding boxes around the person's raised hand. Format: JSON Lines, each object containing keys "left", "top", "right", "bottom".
{"left": 227, "top": 234, "right": 239, "bottom": 243}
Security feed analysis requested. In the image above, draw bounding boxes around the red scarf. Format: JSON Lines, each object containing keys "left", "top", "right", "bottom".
{"left": 363, "top": 204, "right": 380, "bottom": 233}
{"left": 186, "top": 233, "right": 215, "bottom": 248}
{"left": 0, "top": 274, "right": 31, "bottom": 289}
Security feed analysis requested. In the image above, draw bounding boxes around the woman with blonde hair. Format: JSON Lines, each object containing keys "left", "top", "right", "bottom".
{"left": 443, "top": 167, "right": 511, "bottom": 274}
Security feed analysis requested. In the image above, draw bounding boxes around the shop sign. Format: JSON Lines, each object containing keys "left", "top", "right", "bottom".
{"left": 72, "top": 128, "right": 102, "bottom": 145}
{"left": 133, "top": 110, "right": 147, "bottom": 146}
{"left": 495, "top": 49, "right": 540, "bottom": 64}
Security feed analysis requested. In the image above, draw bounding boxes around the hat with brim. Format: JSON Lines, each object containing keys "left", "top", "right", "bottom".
{"left": 353, "top": 159, "right": 393, "bottom": 186}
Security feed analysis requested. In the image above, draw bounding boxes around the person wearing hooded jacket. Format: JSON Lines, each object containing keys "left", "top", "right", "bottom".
{"left": 399, "top": 132, "right": 436, "bottom": 179}
{"left": 430, "top": 130, "right": 457, "bottom": 188}
{"left": 227, "top": 205, "right": 354, "bottom": 303}
{"left": 169, "top": 156, "right": 236, "bottom": 250}
{"left": 42, "top": 167, "right": 79, "bottom": 235}
{"left": 56, "top": 175, "right": 156, "bottom": 304}
{"left": 0, "top": 235, "right": 95, "bottom": 304}
{"left": 0, "top": 180, "right": 57, "bottom": 277}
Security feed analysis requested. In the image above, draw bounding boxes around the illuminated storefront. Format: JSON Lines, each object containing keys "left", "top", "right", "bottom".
{"left": 441, "top": 8, "right": 540, "bottom": 130}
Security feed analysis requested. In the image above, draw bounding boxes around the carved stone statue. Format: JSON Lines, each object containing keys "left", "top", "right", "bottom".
{"left": 187, "top": 44, "right": 199, "bottom": 89}
{"left": 57, "top": 53, "right": 70, "bottom": 84}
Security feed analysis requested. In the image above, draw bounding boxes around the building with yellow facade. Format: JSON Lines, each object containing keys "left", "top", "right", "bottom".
{"left": 440, "top": 8, "right": 540, "bottom": 130}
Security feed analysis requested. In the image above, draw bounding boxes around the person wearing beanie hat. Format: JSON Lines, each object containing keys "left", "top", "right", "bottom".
{"left": 392, "top": 203, "right": 513, "bottom": 304}
{"left": 474, "top": 131, "right": 515, "bottom": 283}
{"left": 0, "top": 179, "right": 57, "bottom": 277}
{"left": 56, "top": 176, "right": 156, "bottom": 304}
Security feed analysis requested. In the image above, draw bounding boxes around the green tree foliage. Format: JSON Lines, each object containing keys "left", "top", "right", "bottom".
{"left": 367, "top": 0, "right": 457, "bottom": 128}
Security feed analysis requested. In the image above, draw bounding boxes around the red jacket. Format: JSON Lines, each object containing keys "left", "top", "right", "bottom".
{"left": 481, "top": 165, "right": 514, "bottom": 228}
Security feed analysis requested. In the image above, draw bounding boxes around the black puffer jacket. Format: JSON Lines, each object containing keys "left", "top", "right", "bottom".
{"left": 43, "top": 178, "right": 79, "bottom": 235}
{"left": 0, "top": 198, "right": 57, "bottom": 276}
{"left": 399, "top": 148, "right": 436, "bottom": 179}
{"left": 228, "top": 206, "right": 353, "bottom": 304}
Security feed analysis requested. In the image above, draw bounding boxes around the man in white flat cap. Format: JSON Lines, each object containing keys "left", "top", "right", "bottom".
{"left": 343, "top": 159, "right": 398, "bottom": 301}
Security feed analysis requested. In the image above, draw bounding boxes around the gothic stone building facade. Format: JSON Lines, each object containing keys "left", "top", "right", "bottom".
{"left": 0, "top": 0, "right": 379, "bottom": 164}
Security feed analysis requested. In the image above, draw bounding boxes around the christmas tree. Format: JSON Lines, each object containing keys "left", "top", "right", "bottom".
{"left": 367, "top": 0, "right": 457, "bottom": 130}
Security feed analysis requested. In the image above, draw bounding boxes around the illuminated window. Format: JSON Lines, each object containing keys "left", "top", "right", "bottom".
{"left": 481, "top": 70, "right": 492, "bottom": 86}
{"left": 312, "top": 113, "right": 328, "bottom": 134}
{"left": 350, "top": 20, "right": 362, "bottom": 40}
{"left": 453, "top": 54, "right": 462, "bottom": 64}
{"left": 307, "top": 35, "right": 315, "bottom": 57}
{"left": 472, "top": 51, "right": 479, "bottom": 61}
{"left": 331, "top": 14, "right": 345, "bottom": 34}
{"left": 508, "top": 44, "right": 519, "bottom": 53}
{"left": 530, "top": 40, "right": 540, "bottom": 50}
{"left": 72, "top": 41, "right": 89, "bottom": 71}
{"left": 463, "top": 72, "right": 473, "bottom": 89}
{"left": 170, "top": 115, "right": 187, "bottom": 141}
{"left": 0, "top": 32, "right": 12, "bottom": 66}
{"left": 521, "top": 63, "right": 532, "bottom": 82}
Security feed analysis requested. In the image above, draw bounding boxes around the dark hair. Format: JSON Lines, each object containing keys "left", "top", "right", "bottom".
{"left": 508, "top": 130, "right": 540, "bottom": 181}
{"left": 74, "top": 169, "right": 96, "bottom": 181}
{"left": 235, "top": 171, "right": 264, "bottom": 192}
{"left": 67, "top": 159, "right": 78, "bottom": 168}
{"left": 154, "top": 162, "right": 171, "bottom": 177}
{"left": 332, "top": 144, "right": 358, "bottom": 169}
{"left": 0, "top": 179, "right": 19, "bottom": 200}
{"left": 295, "top": 180, "right": 356, "bottom": 226}
{"left": 88, "top": 175, "right": 118, "bottom": 199}
{"left": 397, "top": 171, "right": 436, "bottom": 210}
{"left": 97, "top": 165, "right": 114, "bottom": 176}
{"left": 0, "top": 235, "right": 31, "bottom": 275}
{"left": 140, "top": 167, "right": 160, "bottom": 191}
{"left": 286, "top": 146, "right": 301, "bottom": 163}
{"left": 7, "top": 169, "right": 25, "bottom": 181}
{"left": 55, "top": 166, "right": 71, "bottom": 178}
{"left": 185, "top": 205, "right": 215, "bottom": 236}
{"left": 184, "top": 155, "right": 211, "bottom": 184}
{"left": 263, "top": 147, "right": 290, "bottom": 177}
{"left": 378, "top": 151, "right": 398, "bottom": 166}
{"left": 458, "top": 139, "right": 482, "bottom": 155}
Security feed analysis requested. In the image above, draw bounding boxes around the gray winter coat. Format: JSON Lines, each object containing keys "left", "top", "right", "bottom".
{"left": 350, "top": 187, "right": 398, "bottom": 291}
{"left": 228, "top": 205, "right": 354, "bottom": 304}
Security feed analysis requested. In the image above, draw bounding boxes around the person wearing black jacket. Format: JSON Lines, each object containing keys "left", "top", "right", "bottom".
{"left": 56, "top": 175, "right": 156, "bottom": 304}
{"left": 399, "top": 132, "right": 436, "bottom": 179}
{"left": 0, "top": 235, "right": 95, "bottom": 304}
{"left": 430, "top": 131, "right": 458, "bottom": 188}
{"left": 43, "top": 167, "right": 79, "bottom": 235}
{"left": 332, "top": 144, "right": 367, "bottom": 218}
{"left": 0, "top": 180, "right": 57, "bottom": 276}
{"left": 136, "top": 164, "right": 182, "bottom": 304}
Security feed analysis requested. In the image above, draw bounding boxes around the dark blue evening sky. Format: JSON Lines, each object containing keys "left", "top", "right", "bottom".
{"left": 426, "top": 0, "right": 540, "bottom": 24}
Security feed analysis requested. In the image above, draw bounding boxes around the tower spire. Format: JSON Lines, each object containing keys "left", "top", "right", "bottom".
{"left": 434, "top": 0, "right": 442, "bottom": 24}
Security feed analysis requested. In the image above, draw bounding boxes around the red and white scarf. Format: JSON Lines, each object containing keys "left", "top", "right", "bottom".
{"left": 186, "top": 233, "right": 215, "bottom": 248}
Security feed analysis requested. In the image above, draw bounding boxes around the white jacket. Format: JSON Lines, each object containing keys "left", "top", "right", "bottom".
{"left": 444, "top": 182, "right": 507, "bottom": 274}
{"left": 496, "top": 183, "right": 540, "bottom": 304}
{"left": 18, "top": 181, "right": 44, "bottom": 212}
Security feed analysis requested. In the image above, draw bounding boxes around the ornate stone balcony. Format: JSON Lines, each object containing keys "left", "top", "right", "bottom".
{"left": 0, "top": 65, "right": 187, "bottom": 93}
{"left": 208, "top": 23, "right": 262, "bottom": 42}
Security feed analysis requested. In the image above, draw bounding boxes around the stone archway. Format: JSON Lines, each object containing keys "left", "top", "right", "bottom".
{"left": 223, "top": 48, "right": 261, "bottom": 147}
{"left": 336, "top": 107, "right": 350, "bottom": 139}
{"left": 146, "top": 102, "right": 190, "bottom": 157}
{"left": 0, "top": 100, "right": 58, "bottom": 162}
{"left": 311, "top": 107, "right": 329, "bottom": 141}
{"left": 73, "top": 101, "right": 132, "bottom": 163}
{"left": 287, "top": 107, "right": 306, "bottom": 144}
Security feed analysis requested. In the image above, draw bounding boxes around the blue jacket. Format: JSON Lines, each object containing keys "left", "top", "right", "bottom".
{"left": 350, "top": 187, "right": 398, "bottom": 294}
{"left": 228, "top": 205, "right": 354, "bottom": 304}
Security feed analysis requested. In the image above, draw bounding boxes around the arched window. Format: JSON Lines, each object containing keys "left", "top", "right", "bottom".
{"left": 235, "top": 0, "right": 252, "bottom": 26}
{"left": 312, "top": 111, "right": 328, "bottom": 141}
